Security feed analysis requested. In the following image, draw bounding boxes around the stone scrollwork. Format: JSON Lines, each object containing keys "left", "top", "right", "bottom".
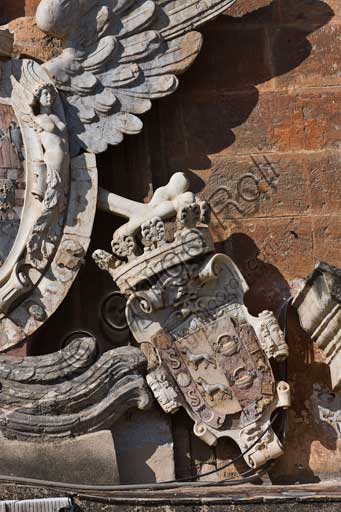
{"left": 94, "top": 174, "right": 291, "bottom": 470}
{"left": 0, "top": 336, "right": 152, "bottom": 440}
{"left": 0, "top": 0, "right": 296, "bottom": 473}
{"left": 0, "top": 60, "right": 98, "bottom": 351}
{"left": 0, "top": 0, "right": 242, "bottom": 349}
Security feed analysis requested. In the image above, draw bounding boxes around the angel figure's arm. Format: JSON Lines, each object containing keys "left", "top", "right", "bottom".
{"left": 97, "top": 173, "right": 195, "bottom": 238}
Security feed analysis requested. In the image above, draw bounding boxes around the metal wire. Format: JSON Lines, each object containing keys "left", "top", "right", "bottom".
{"left": 0, "top": 300, "right": 291, "bottom": 494}
{"left": 0, "top": 411, "right": 281, "bottom": 492}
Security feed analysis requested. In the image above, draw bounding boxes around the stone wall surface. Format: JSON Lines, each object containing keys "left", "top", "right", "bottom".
{"left": 1, "top": 0, "right": 341, "bottom": 486}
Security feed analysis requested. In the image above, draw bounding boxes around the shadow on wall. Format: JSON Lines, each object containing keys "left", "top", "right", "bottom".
{"left": 269, "top": 306, "right": 339, "bottom": 484}
{"left": 214, "top": 236, "right": 340, "bottom": 484}
{"left": 177, "top": 0, "right": 335, "bottom": 172}
{"left": 6, "top": 0, "right": 339, "bottom": 486}
{"left": 216, "top": 233, "right": 292, "bottom": 316}
{"left": 0, "top": 2, "right": 25, "bottom": 23}
{"left": 92, "top": 0, "right": 336, "bottom": 196}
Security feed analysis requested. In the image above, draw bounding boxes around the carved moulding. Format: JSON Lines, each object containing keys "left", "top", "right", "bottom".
{"left": 94, "top": 174, "right": 291, "bottom": 470}
{"left": 0, "top": 59, "right": 97, "bottom": 351}
{"left": 293, "top": 261, "right": 341, "bottom": 391}
{"left": 0, "top": 336, "right": 152, "bottom": 440}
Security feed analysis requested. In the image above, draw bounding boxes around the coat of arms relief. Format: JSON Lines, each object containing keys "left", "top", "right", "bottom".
{"left": 0, "top": 0, "right": 293, "bottom": 479}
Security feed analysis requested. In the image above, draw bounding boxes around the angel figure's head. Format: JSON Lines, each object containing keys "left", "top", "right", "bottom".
{"left": 31, "top": 83, "right": 57, "bottom": 111}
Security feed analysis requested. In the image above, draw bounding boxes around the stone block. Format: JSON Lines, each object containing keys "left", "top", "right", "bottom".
{"left": 201, "top": 153, "right": 310, "bottom": 221}
{"left": 182, "top": 91, "right": 302, "bottom": 159}
{"left": 299, "top": 91, "right": 341, "bottom": 151}
{"left": 0, "top": 1, "right": 40, "bottom": 21}
{"left": 181, "top": 25, "right": 274, "bottom": 95}
{"left": 313, "top": 215, "right": 341, "bottom": 268}
{"left": 278, "top": 0, "right": 337, "bottom": 24}
{"left": 273, "top": 23, "right": 341, "bottom": 88}
{"left": 0, "top": 431, "right": 119, "bottom": 485}
{"left": 111, "top": 407, "right": 175, "bottom": 484}
{"left": 308, "top": 151, "right": 341, "bottom": 213}
{"left": 223, "top": 0, "right": 279, "bottom": 23}
{"left": 9, "top": 17, "right": 62, "bottom": 62}
{"left": 24, "top": 0, "right": 41, "bottom": 16}
{"left": 157, "top": 96, "right": 188, "bottom": 176}
{"left": 182, "top": 89, "right": 341, "bottom": 161}
{"left": 212, "top": 215, "right": 314, "bottom": 280}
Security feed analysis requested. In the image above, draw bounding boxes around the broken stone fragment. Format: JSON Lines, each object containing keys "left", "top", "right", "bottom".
{"left": 293, "top": 261, "right": 341, "bottom": 391}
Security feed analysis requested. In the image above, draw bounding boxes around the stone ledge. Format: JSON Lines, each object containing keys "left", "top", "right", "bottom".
{"left": 0, "top": 482, "right": 340, "bottom": 509}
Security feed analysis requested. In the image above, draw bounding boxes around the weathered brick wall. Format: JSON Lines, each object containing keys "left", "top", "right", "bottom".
{"left": 1, "top": 0, "right": 341, "bottom": 484}
{"left": 106, "top": 1, "right": 341, "bottom": 483}
{"left": 151, "top": 0, "right": 341, "bottom": 311}
{"left": 162, "top": 0, "right": 341, "bottom": 482}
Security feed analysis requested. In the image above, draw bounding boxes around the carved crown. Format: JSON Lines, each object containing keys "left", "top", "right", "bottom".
{"left": 93, "top": 200, "right": 214, "bottom": 295}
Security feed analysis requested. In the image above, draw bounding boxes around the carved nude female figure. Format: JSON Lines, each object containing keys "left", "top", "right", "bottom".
{"left": 25, "top": 83, "right": 69, "bottom": 267}
{"left": 30, "top": 83, "right": 68, "bottom": 175}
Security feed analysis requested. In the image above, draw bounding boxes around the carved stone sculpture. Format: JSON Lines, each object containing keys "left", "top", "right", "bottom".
{"left": 0, "top": 0, "right": 294, "bottom": 479}
{"left": 34, "top": 0, "right": 237, "bottom": 156}
{"left": 0, "top": 0, "right": 243, "bottom": 349}
{"left": 293, "top": 262, "right": 341, "bottom": 391}
{"left": 0, "top": 60, "right": 98, "bottom": 351}
{"left": 0, "top": 336, "right": 151, "bottom": 440}
{"left": 94, "top": 174, "right": 291, "bottom": 470}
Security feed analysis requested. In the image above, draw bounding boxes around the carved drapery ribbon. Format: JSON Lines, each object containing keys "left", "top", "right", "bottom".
{"left": 0, "top": 337, "right": 152, "bottom": 440}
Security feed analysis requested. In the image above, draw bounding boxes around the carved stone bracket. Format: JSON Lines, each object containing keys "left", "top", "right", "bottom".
{"left": 0, "top": 337, "right": 152, "bottom": 441}
{"left": 293, "top": 261, "right": 341, "bottom": 391}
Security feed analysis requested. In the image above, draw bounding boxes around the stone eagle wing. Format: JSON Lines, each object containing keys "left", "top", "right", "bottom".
{"left": 36, "top": 0, "right": 236, "bottom": 156}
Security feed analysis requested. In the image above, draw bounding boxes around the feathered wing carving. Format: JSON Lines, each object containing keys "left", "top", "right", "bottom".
{"left": 36, "top": 0, "right": 237, "bottom": 156}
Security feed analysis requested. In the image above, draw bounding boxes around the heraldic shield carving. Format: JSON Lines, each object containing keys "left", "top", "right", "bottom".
{"left": 0, "top": 59, "right": 97, "bottom": 351}
{"left": 94, "top": 173, "right": 291, "bottom": 470}
{"left": 0, "top": 0, "right": 293, "bottom": 476}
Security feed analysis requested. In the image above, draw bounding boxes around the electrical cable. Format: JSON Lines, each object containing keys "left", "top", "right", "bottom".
{"left": 0, "top": 300, "right": 291, "bottom": 494}
{"left": 281, "top": 296, "right": 293, "bottom": 345}
{"left": 77, "top": 466, "right": 269, "bottom": 501}
{"left": 271, "top": 296, "right": 292, "bottom": 447}
{"left": 0, "top": 411, "right": 281, "bottom": 492}
{"left": 76, "top": 471, "right": 267, "bottom": 502}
